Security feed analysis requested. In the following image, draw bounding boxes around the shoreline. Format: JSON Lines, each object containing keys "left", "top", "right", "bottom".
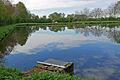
{"left": 16, "top": 21, "right": 120, "bottom": 26}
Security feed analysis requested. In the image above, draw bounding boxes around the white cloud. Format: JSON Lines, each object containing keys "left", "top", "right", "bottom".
{"left": 13, "top": 0, "right": 118, "bottom": 16}
{"left": 13, "top": 0, "right": 95, "bottom": 10}
{"left": 11, "top": 28, "right": 110, "bottom": 55}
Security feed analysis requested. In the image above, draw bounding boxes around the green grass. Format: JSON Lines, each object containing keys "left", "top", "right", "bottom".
{"left": 0, "top": 66, "right": 22, "bottom": 80}
{"left": 0, "top": 66, "right": 102, "bottom": 80}
{"left": 22, "top": 72, "right": 81, "bottom": 80}
{"left": 0, "top": 25, "right": 15, "bottom": 41}
{"left": 16, "top": 21, "right": 120, "bottom": 26}
{"left": 0, "top": 66, "right": 83, "bottom": 80}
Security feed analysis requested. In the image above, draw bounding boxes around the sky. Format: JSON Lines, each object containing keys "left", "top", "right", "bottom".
{"left": 13, "top": 0, "right": 118, "bottom": 16}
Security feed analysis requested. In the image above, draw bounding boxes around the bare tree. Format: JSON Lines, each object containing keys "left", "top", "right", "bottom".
{"left": 107, "top": 3, "right": 116, "bottom": 17}
{"left": 114, "top": 1, "right": 120, "bottom": 16}
{"left": 102, "top": 9, "right": 109, "bottom": 18}
{"left": 83, "top": 8, "right": 90, "bottom": 17}
{"left": 89, "top": 8, "right": 103, "bottom": 18}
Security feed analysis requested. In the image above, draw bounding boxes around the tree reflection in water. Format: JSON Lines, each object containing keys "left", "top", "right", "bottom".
{"left": 0, "top": 24, "right": 120, "bottom": 69}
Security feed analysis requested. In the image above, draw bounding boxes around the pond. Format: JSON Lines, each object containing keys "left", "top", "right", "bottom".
{"left": 0, "top": 25, "right": 120, "bottom": 80}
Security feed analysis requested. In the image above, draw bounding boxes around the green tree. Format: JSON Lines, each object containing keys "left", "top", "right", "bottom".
{"left": 48, "top": 12, "right": 64, "bottom": 22}
{"left": 15, "top": 2, "right": 29, "bottom": 22}
{"left": 0, "top": 0, "right": 8, "bottom": 25}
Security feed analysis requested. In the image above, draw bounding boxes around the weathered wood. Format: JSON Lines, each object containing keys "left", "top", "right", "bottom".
{"left": 37, "top": 59, "right": 74, "bottom": 74}
{"left": 37, "top": 61, "right": 66, "bottom": 68}
{"left": 24, "top": 59, "right": 74, "bottom": 76}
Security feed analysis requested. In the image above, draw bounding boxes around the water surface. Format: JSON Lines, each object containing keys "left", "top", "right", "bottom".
{"left": 0, "top": 25, "right": 120, "bottom": 80}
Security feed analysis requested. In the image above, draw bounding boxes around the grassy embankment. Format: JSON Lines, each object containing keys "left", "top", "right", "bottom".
{"left": 16, "top": 21, "right": 120, "bottom": 26}
{"left": 0, "top": 66, "right": 82, "bottom": 80}
{"left": 0, "top": 25, "right": 16, "bottom": 41}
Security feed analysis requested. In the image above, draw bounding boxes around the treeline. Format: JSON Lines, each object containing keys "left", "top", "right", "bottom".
{"left": 0, "top": 0, "right": 32, "bottom": 26}
{"left": 0, "top": 0, "right": 120, "bottom": 25}
{"left": 31, "top": 1, "right": 120, "bottom": 23}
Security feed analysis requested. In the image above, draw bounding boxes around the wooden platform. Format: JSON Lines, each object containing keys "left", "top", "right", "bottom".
{"left": 37, "top": 59, "right": 74, "bottom": 74}
{"left": 37, "top": 59, "right": 71, "bottom": 68}
{"left": 24, "top": 59, "right": 74, "bottom": 76}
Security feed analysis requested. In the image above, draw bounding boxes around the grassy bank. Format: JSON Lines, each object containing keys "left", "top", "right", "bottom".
{"left": 16, "top": 21, "right": 120, "bottom": 26}
{"left": 0, "top": 25, "right": 16, "bottom": 41}
{"left": 0, "top": 66, "right": 22, "bottom": 80}
{"left": 0, "top": 66, "right": 82, "bottom": 80}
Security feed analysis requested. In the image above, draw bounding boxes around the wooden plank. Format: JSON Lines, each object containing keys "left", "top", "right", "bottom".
{"left": 37, "top": 61, "right": 66, "bottom": 68}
